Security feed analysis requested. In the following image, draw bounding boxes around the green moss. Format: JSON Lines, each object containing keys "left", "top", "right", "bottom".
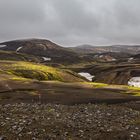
{"left": 29, "top": 91, "right": 39, "bottom": 96}
{"left": 131, "top": 118, "right": 140, "bottom": 125}
{"left": 124, "top": 91, "right": 140, "bottom": 96}
{"left": 133, "top": 92, "right": 140, "bottom": 96}
{"left": 121, "top": 85, "right": 140, "bottom": 96}
{"left": 127, "top": 86, "right": 140, "bottom": 91}
{"left": 0, "top": 61, "right": 84, "bottom": 82}
{"left": 90, "top": 82, "right": 108, "bottom": 88}
{"left": 3, "top": 61, "right": 61, "bottom": 81}
{"left": 80, "top": 82, "right": 140, "bottom": 96}
{"left": 10, "top": 77, "right": 32, "bottom": 81}
{"left": 82, "top": 82, "right": 108, "bottom": 88}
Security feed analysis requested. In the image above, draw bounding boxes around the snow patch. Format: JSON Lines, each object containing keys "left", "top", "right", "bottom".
{"left": 129, "top": 58, "right": 134, "bottom": 60}
{"left": 112, "top": 58, "right": 116, "bottom": 61}
{"left": 128, "top": 77, "right": 140, "bottom": 87}
{"left": 128, "top": 57, "right": 134, "bottom": 62}
{"left": 16, "top": 46, "right": 23, "bottom": 52}
{"left": 78, "top": 72, "right": 94, "bottom": 81}
{"left": 0, "top": 45, "right": 6, "bottom": 48}
{"left": 94, "top": 55, "right": 98, "bottom": 58}
{"left": 42, "top": 57, "right": 51, "bottom": 61}
{"left": 99, "top": 55, "right": 103, "bottom": 58}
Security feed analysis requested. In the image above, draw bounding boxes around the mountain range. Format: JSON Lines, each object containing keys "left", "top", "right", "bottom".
{"left": 0, "top": 38, "right": 140, "bottom": 85}
{"left": 69, "top": 44, "right": 140, "bottom": 54}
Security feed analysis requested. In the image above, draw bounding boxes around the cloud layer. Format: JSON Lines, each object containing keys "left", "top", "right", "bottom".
{"left": 0, "top": 0, "right": 140, "bottom": 46}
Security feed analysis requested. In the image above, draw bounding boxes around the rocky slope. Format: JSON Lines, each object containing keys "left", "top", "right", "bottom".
{"left": 0, "top": 103, "right": 140, "bottom": 140}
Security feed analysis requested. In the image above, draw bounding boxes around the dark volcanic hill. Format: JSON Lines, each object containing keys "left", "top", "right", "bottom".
{"left": 69, "top": 44, "right": 140, "bottom": 54}
{"left": 0, "top": 39, "right": 83, "bottom": 64}
{"left": 1, "top": 39, "right": 109, "bottom": 65}
{"left": 0, "top": 38, "right": 73, "bottom": 57}
{"left": 1, "top": 39, "right": 140, "bottom": 66}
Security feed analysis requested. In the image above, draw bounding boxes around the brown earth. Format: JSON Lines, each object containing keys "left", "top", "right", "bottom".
{"left": 80, "top": 63, "right": 140, "bottom": 85}
{"left": 0, "top": 80, "right": 140, "bottom": 105}
{"left": 0, "top": 74, "right": 140, "bottom": 140}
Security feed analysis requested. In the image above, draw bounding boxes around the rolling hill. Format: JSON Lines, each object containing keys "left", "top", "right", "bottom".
{"left": 0, "top": 39, "right": 81, "bottom": 64}
{"left": 0, "top": 60, "right": 86, "bottom": 82}
{"left": 70, "top": 44, "right": 140, "bottom": 54}
{"left": 1, "top": 39, "right": 106, "bottom": 65}
{"left": 82, "top": 63, "right": 140, "bottom": 85}
{"left": 1, "top": 38, "right": 140, "bottom": 86}
{"left": 0, "top": 50, "right": 41, "bottom": 62}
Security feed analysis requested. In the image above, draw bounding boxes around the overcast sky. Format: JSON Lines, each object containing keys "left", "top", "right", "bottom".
{"left": 0, "top": 0, "right": 140, "bottom": 46}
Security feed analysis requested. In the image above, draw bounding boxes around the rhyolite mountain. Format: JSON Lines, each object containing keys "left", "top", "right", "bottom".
{"left": 0, "top": 39, "right": 95, "bottom": 64}
{"left": 0, "top": 38, "right": 140, "bottom": 86}
{"left": 69, "top": 44, "right": 140, "bottom": 54}
{"left": 1, "top": 39, "right": 140, "bottom": 66}
{"left": 0, "top": 38, "right": 75, "bottom": 57}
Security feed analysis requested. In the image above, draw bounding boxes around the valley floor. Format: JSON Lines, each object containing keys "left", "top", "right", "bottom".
{"left": 0, "top": 61, "right": 140, "bottom": 139}
{"left": 0, "top": 102, "right": 140, "bottom": 140}
{"left": 1, "top": 80, "right": 140, "bottom": 105}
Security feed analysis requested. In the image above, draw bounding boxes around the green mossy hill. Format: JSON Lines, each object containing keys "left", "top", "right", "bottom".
{"left": 0, "top": 61, "right": 85, "bottom": 82}
{"left": 80, "top": 82, "right": 140, "bottom": 96}
{"left": 0, "top": 50, "right": 41, "bottom": 62}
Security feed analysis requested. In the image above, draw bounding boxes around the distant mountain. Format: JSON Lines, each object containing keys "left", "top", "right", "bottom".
{"left": 0, "top": 39, "right": 81, "bottom": 64}
{"left": 69, "top": 44, "right": 140, "bottom": 54}
{"left": 0, "top": 38, "right": 73, "bottom": 56}
{"left": 86, "top": 52, "right": 131, "bottom": 62}
{"left": 1, "top": 39, "right": 140, "bottom": 65}
{"left": 1, "top": 39, "right": 115, "bottom": 65}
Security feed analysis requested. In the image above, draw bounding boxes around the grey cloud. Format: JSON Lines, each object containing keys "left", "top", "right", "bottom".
{"left": 0, "top": 0, "right": 140, "bottom": 46}
{"left": 50, "top": 0, "right": 99, "bottom": 33}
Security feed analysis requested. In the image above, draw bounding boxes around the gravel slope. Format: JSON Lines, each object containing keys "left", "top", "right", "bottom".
{"left": 0, "top": 103, "right": 140, "bottom": 140}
